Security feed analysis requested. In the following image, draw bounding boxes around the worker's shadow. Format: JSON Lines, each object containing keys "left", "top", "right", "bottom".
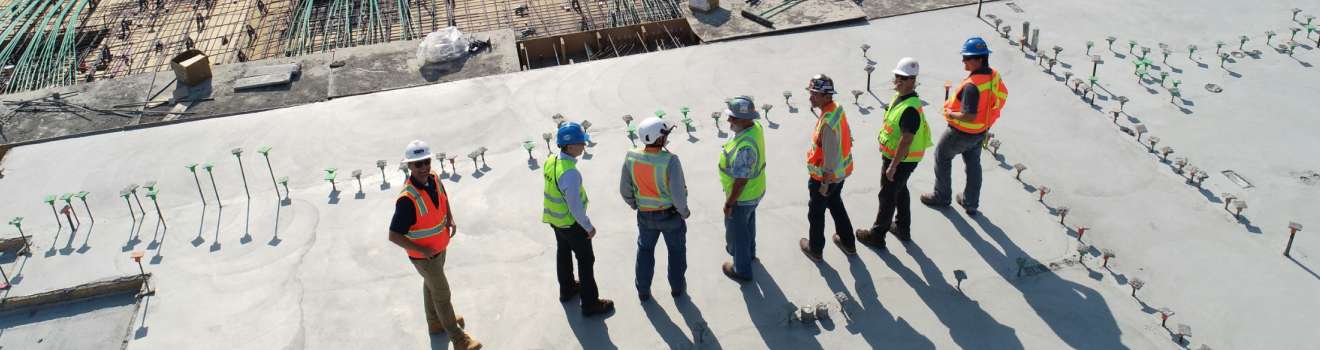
{"left": 561, "top": 303, "right": 619, "bottom": 349}
{"left": 817, "top": 257, "right": 935, "bottom": 349}
{"left": 741, "top": 263, "right": 826, "bottom": 350}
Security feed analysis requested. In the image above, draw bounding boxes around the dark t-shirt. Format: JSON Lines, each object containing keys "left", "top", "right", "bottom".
{"left": 896, "top": 92, "right": 921, "bottom": 135}
{"left": 959, "top": 67, "right": 994, "bottom": 113}
{"left": 389, "top": 174, "right": 440, "bottom": 234}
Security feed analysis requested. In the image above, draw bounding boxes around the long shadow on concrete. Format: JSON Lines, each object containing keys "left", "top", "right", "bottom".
{"left": 878, "top": 243, "right": 1023, "bottom": 349}
{"left": 741, "top": 262, "right": 824, "bottom": 350}
{"left": 560, "top": 303, "right": 618, "bottom": 349}
{"left": 675, "top": 296, "right": 721, "bottom": 348}
{"left": 818, "top": 258, "right": 935, "bottom": 349}
{"left": 944, "top": 210, "right": 1127, "bottom": 350}
{"left": 643, "top": 300, "right": 694, "bottom": 348}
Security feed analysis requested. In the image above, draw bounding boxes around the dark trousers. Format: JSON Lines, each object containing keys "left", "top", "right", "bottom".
{"left": 554, "top": 223, "right": 600, "bottom": 308}
{"left": 808, "top": 178, "right": 855, "bottom": 254}
{"left": 871, "top": 157, "right": 920, "bottom": 237}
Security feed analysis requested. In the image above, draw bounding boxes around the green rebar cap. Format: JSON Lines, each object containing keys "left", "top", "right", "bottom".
{"left": 60, "top": 193, "right": 74, "bottom": 202}
{"left": 258, "top": 146, "right": 272, "bottom": 155}
{"left": 202, "top": 162, "right": 214, "bottom": 171}
{"left": 43, "top": 195, "right": 56, "bottom": 203}
{"left": 278, "top": 176, "right": 289, "bottom": 185}
{"left": 680, "top": 107, "right": 690, "bottom": 114}
{"left": 147, "top": 189, "right": 159, "bottom": 199}
{"left": 186, "top": 163, "right": 199, "bottom": 171}
{"left": 74, "top": 191, "right": 89, "bottom": 199}
{"left": 8, "top": 217, "right": 21, "bottom": 226}
{"left": 655, "top": 110, "right": 666, "bottom": 118}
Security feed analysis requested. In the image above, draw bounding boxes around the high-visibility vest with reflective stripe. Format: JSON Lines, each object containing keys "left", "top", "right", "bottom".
{"left": 719, "top": 121, "right": 767, "bottom": 202}
{"left": 806, "top": 102, "right": 854, "bottom": 181}
{"left": 944, "top": 69, "right": 1008, "bottom": 134}
{"left": 626, "top": 148, "right": 675, "bottom": 211}
{"left": 878, "top": 94, "right": 934, "bottom": 163}
{"left": 398, "top": 172, "right": 451, "bottom": 259}
{"left": 543, "top": 154, "right": 588, "bottom": 227}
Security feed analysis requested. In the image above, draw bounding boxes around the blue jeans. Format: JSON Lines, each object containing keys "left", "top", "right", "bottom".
{"left": 635, "top": 210, "right": 687, "bottom": 294}
{"left": 724, "top": 204, "right": 758, "bottom": 277}
{"left": 932, "top": 127, "right": 986, "bottom": 210}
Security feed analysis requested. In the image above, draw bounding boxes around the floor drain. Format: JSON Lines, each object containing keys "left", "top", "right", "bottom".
{"left": 1250, "top": 49, "right": 1263, "bottom": 55}
{"left": 1205, "top": 84, "right": 1222, "bottom": 93}
{"left": 1006, "top": 2, "right": 1024, "bottom": 12}
{"left": 1222, "top": 170, "right": 1253, "bottom": 188}
{"left": 1230, "top": 51, "right": 1246, "bottom": 58}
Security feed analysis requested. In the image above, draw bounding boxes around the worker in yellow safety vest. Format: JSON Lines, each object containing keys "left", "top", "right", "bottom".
{"left": 387, "top": 140, "right": 482, "bottom": 350}
{"left": 920, "top": 37, "right": 1008, "bottom": 216}
{"left": 856, "top": 58, "right": 934, "bottom": 249}
{"left": 544, "top": 122, "right": 615, "bottom": 317}
{"left": 620, "top": 117, "right": 691, "bottom": 301}
{"left": 719, "top": 95, "right": 767, "bottom": 281}
{"left": 799, "top": 74, "right": 858, "bottom": 261}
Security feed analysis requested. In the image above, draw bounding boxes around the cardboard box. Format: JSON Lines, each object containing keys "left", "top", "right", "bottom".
{"left": 689, "top": 0, "right": 718, "bottom": 14}
{"left": 170, "top": 49, "right": 212, "bottom": 86}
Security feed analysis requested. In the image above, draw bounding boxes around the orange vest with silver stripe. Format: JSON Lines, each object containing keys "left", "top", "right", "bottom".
{"left": 625, "top": 148, "right": 675, "bottom": 211}
{"left": 806, "top": 102, "right": 853, "bottom": 181}
{"left": 944, "top": 69, "right": 1008, "bottom": 134}
{"left": 398, "top": 172, "right": 451, "bottom": 258}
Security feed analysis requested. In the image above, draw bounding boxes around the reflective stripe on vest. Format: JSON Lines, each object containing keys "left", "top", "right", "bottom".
{"left": 542, "top": 154, "right": 588, "bottom": 226}
{"left": 398, "top": 172, "right": 450, "bottom": 258}
{"left": 806, "top": 102, "right": 854, "bottom": 181}
{"left": 877, "top": 94, "right": 935, "bottom": 163}
{"left": 719, "top": 122, "right": 767, "bottom": 202}
{"left": 626, "top": 148, "right": 674, "bottom": 211}
{"left": 944, "top": 69, "right": 1008, "bottom": 134}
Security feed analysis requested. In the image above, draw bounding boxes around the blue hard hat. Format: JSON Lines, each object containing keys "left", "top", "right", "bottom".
{"left": 961, "top": 37, "right": 992, "bottom": 56}
{"left": 556, "top": 122, "right": 590, "bottom": 145}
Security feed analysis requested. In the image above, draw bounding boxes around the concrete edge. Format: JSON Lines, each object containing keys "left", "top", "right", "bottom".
{"left": 703, "top": 16, "right": 870, "bottom": 43}
{"left": 872, "top": 0, "right": 1002, "bottom": 20}
{"left": 0, "top": 236, "right": 32, "bottom": 252}
{"left": 0, "top": 106, "right": 283, "bottom": 149}
{"left": 0, "top": 275, "right": 147, "bottom": 313}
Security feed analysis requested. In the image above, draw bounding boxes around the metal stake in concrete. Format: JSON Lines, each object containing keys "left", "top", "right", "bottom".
{"left": 202, "top": 163, "right": 221, "bottom": 207}
{"left": 864, "top": 65, "right": 875, "bottom": 91}
{"left": 1292, "top": 8, "right": 1303, "bottom": 21}
{"left": 1193, "top": 171, "right": 1208, "bottom": 188}
{"left": 324, "top": 168, "right": 338, "bottom": 192}
{"left": 351, "top": 170, "right": 363, "bottom": 193}
{"left": 1111, "top": 109, "right": 1122, "bottom": 124}
{"left": 434, "top": 154, "right": 447, "bottom": 175}
{"left": 59, "top": 193, "right": 80, "bottom": 226}
{"left": 1057, "top": 206, "right": 1069, "bottom": 224}
{"left": 860, "top": 44, "right": 870, "bottom": 57}
{"left": 1013, "top": 163, "right": 1026, "bottom": 180}
{"left": 1169, "top": 87, "right": 1181, "bottom": 103}
{"left": 1063, "top": 71, "right": 1074, "bottom": 85}
{"left": 1215, "top": 40, "right": 1226, "bottom": 54}
{"left": 1086, "top": 40, "right": 1094, "bottom": 55}
{"left": 1232, "top": 200, "right": 1247, "bottom": 219}
{"left": 1187, "top": 45, "right": 1197, "bottom": 59}
{"left": 1161, "top": 48, "right": 1172, "bottom": 63}
{"left": 74, "top": 191, "right": 92, "bottom": 222}
{"left": 258, "top": 147, "right": 279, "bottom": 201}
{"left": 1291, "top": 27, "right": 1302, "bottom": 41}
{"left": 1185, "top": 166, "right": 1199, "bottom": 182}
{"left": 953, "top": 270, "right": 967, "bottom": 291}
{"left": 680, "top": 107, "right": 690, "bottom": 120}
{"left": 43, "top": 195, "right": 61, "bottom": 227}
{"left": 1047, "top": 59, "right": 1056, "bottom": 73}
{"left": 1001, "top": 25, "right": 1012, "bottom": 39}
{"left": 130, "top": 251, "right": 155, "bottom": 296}
{"left": 1173, "top": 157, "right": 1188, "bottom": 174}
{"left": 1176, "top": 324, "right": 1191, "bottom": 344}
{"left": 523, "top": 138, "right": 535, "bottom": 159}
{"left": 1159, "top": 71, "right": 1169, "bottom": 86}
{"left": 118, "top": 189, "right": 136, "bottom": 221}
{"left": 8, "top": 217, "right": 30, "bottom": 255}
{"left": 1307, "top": 14, "right": 1316, "bottom": 25}
{"left": 376, "top": 160, "right": 389, "bottom": 183}
{"left": 1077, "top": 244, "right": 1090, "bottom": 263}
{"left": 1140, "top": 46, "right": 1151, "bottom": 60}
{"left": 975, "top": 0, "right": 982, "bottom": 17}
{"left": 146, "top": 189, "right": 166, "bottom": 229}
{"left": 1238, "top": 36, "right": 1249, "bottom": 50}
{"left": 1221, "top": 193, "right": 1236, "bottom": 211}
{"left": 1015, "top": 257, "right": 1028, "bottom": 276}
{"left": 542, "top": 133, "right": 554, "bottom": 155}
{"left": 1128, "top": 40, "right": 1137, "bottom": 54}
{"left": 468, "top": 151, "right": 481, "bottom": 171}
{"left": 623, "top": 115, "right": 636, "bottom": 137}
{"left": 1128, "top": 277, "right": 1144, "bottom": 296}
{"left": 1159, "top": 308, "right": 1175, "bottom": 327}
{"left": 852, "top": 90, "right": 863, "bottom": 105}
{"left": 552, "top": 113, "right": 565, "bottom": 127}
{"left": 1038, "top": 186, "right": 1050, "bottom": 201}
{"left": 398, "top": 163, "right": 408, "bottom": 182}
{"left": 1134, "top": 124, "right": 1147, "bottom": 141}
{"left": 278, "top": 177, "right": 290, "bottom": 200}
{"left": 1101, "top": 249, "right": 1114, "bottom": 267}
{"left": 783, "top": 91, "right": 792, "bottom": 106}
{"left": 989, "top": 139, "right": 1002, "bottom": 155}
{"left": 1284, "top": 222, "right": 1303, "bottom": 257}
{"left": 1266, "top": 31, "right": 1276, "bottom": 46}
{"left": 232, "top": 148, "right": 250, "bottom": 198}
{"left": 1147, "top": 136, "right": 1161, "bottom": 152}
{"left": 1106, "top": 36, "right": 1117, "bottom": 50}
{"left": 1075, "top": 225, "right": 1088, "bottom": 241}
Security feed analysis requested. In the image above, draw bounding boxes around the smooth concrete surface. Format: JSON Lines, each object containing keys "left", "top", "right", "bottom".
{"left": 686, "top": 0, "right": 869, "bottom": 42}
{"left": 0, "top": 291, "right": 139, "bottom": 349}
{"left": 0, "top": 0, "right": 1317, "bottom": 349}
{"left": 857, "top": 0, "right": 985, "bottom": 19}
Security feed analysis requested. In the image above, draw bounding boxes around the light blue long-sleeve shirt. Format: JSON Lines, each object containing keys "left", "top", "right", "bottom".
{"left": 556, "top": 151, "right": 594, "bottom": 232}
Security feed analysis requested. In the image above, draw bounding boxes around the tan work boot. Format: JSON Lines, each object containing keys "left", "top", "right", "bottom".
{"left": 451, "top": 334, "right": 483, "bottom": 350}
{"left": 799, "top": 238, "right": 823, "bottom": 261}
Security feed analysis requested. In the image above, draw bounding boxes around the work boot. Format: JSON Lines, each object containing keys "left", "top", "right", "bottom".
{"left": 855, "top": 229, "right": 886, "bottom": 249}
{"left": 451, "top": 334, "right": 483, "bottom": 350}
{"left": 833, "top": 234, "right": 857, "bottom": 255}
{"left": 799, "top": 238, "right": 823, "bottom": 261}
{"left": 671, "top": 289, "right": 684, "bottom": 298}
{"left": 722, "top": 262, "right": 751, "bottom": 281}
{"left": 956, "top": 192, "right": 977, "bottom": 215}
{"left": 560, "top": 280, "right": 580, "bottom": 302}
{"left": 582, "top": 299, "right": 615, "bottom": 316}
{"left": 920, "top": 193, "right": 951, "bottom": 207}
{"left": 427, "top": 315, "right": 465, "bottom": 334}
{"left": 640, "top": 292, "right": 651, "bottom": 302}
{"left": 889, "top": 222, "right": 911, "bottom": 242}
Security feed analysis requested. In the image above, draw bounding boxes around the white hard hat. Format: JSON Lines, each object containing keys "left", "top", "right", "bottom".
{"left": 892, "top": 57, "right": 920, "bottom": 76}
{"left": 638, "top": 117, "right": 676, "bottom": 145}
{"left": 402, "top": 140, "right": 433, "bottom": 163}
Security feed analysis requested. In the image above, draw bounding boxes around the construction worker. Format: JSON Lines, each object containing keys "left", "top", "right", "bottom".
{"left": 921, "top": 37, "right": 1008, "bottom": 215}
{"left": 620, "top": 117, "right": 691, "bottom": 300}
{"left": 544, "top": 122, "right": 614, "bottom": 316}
{"left": 800, "top": 74, "right": 857, "bottom": 261}
{"left": 387, "top": 140, "right": 482, "bottom": 350}
{"left": 720, "top": 96, "right": 767, "bottom": 281}
{"left": 856, "top": 58, "right": 934, "bottom": 249}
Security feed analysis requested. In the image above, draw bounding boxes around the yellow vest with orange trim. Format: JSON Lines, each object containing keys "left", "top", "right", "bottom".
{"left": 806, "top": 102, "right": 853, "bottom": 181}
{"left": 878, "top": 94, "right": 934, "bottom": 162}
{"left": 398, "top": 172, "right": 451, "bottom": 258}
{"left": 944, "top": 69, "right": 1008, "bottom": 134}
{"left": 625, "top": 148, "right": 676, "bottom": 211}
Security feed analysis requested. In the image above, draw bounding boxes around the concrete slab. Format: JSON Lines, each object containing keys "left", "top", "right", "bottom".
{"left": 234, "top": 73, "right": 295, "bottom": 91}
{"left": 0, "top": 0, "right": 1316, "bottom": 349}
{"left": 857, "top": 0, "right": 987, "bottom": 19}
{"left": 0, "top": 291, "right": 139, "bottom": 349}
{"left": 326, "top": 29, "right": 521, "bottom": 99}
{"left": 685, "top": 0, "right": 869, "bottom": 42}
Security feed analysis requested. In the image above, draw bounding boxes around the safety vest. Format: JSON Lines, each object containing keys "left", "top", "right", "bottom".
{"left": 806, "top": 102, "right": 854, "bottom": 181}
{"left": 944, "top": 69, "right": 1008, "bottom": 134}
{"left": 719, "top": 121, "right": 767, "bottom": 202}
{"left": 625, "top": 148, "right": 676, "bottom": 211}
{"left": 398, "top": 172, "right": 451, "bottom": 259}
{"left": 543, "top": 154, "right": 588, "bottom": 227}
{"left": 878, "top": 94, "right": 935, "bottom": 162}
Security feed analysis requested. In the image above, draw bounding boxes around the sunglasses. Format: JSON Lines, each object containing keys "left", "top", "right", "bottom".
{"left": 410, "top": 159, "right": 432, "bottom": 167}
{"left": 894, "top": 75, "right": 914, "bottom": 81}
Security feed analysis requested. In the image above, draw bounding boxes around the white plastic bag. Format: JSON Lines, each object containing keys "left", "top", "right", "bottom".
{"left": 416, "top": 27, "right": 470, "bottom": 65}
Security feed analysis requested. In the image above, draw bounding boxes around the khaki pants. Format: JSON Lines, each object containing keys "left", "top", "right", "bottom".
{"left": 410, "top": 250, "right": 465, "bottom": 340}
